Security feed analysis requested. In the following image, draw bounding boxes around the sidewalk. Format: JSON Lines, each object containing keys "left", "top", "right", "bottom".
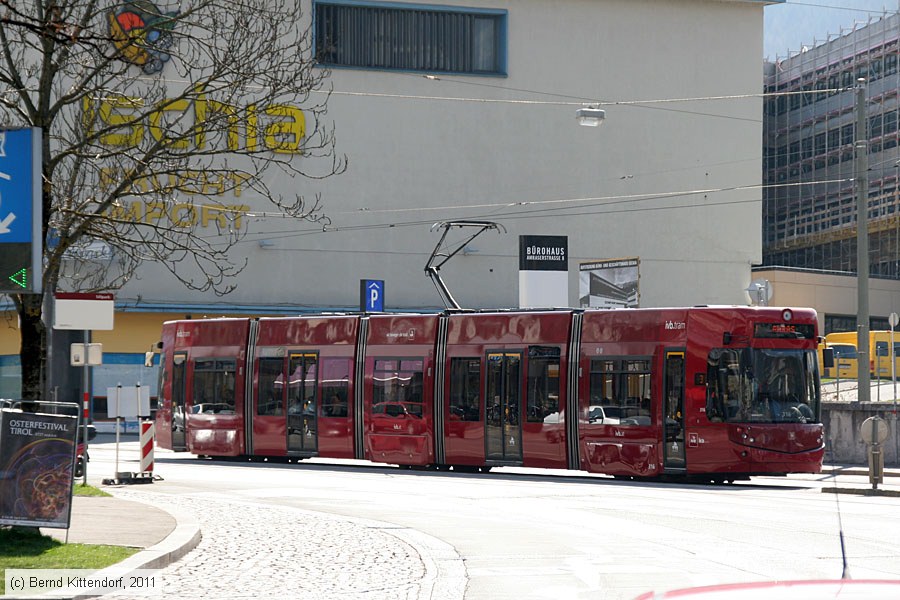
{"left": 41, "top": 494, "right": 202, "bottom": 570}
{"left": 35, "top": 483, "right": 466, "bottom": 600}
{"left": 819, "top": 465, "right": 900, "bottom": 497}
{"left": 43, "top": 496, "right": 176, "bottom": 547}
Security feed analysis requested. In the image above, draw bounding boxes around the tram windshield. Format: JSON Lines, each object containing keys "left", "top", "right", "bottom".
{"left": 706, "top": 348, "right": 820, "bottom": 424}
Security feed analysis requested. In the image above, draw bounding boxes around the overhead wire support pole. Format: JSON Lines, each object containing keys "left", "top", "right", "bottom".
{"left": 856, "top": 79, "right": 871, "bottom": 404}
{"left": 425, "top": 220, "right": 506, "bottom": 310}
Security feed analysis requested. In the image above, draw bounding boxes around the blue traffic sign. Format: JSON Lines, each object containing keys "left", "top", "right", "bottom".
{"left": 0, "top": 127, "right": 42, "bottom": 293}
{"left": 360, "top": 279, "right": 385, "bottom": 312}
{"left": 0, "top": 129, "right": 38, "bottom": 243}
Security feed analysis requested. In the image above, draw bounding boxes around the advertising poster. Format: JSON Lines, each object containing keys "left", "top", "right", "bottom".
{"left": 579, "top": 258, "right": 640, "bottom": 309}
{"left": 0, "top": 410, "right": 78, "bottom": 528}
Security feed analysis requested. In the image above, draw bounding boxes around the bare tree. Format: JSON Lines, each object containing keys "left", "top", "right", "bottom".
{"left": 1, "top": 0, "right": 346, "bottom": 398}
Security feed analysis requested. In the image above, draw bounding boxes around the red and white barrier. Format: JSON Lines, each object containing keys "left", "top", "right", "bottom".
{"left": 139, "top": 420, "right": 155, "bottom": 473}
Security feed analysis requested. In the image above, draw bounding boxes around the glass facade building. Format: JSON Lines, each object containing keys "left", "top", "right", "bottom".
{"left": 763, "top": 14, "right": 900, "bottom": 278}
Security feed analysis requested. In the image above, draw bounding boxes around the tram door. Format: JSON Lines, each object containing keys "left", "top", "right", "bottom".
{"left": 485, "top": 352, "right": 523, "bottom": 462}
{"left": 287, "top": 353, "right": 318, "bottom": 453}
{"left": 171, "top": 353, "right": 187, "bottom": 451}
{"left": 663, "top": 350, "right": 686, "bottom": 470}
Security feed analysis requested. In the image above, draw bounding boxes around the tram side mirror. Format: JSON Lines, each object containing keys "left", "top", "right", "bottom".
{"left": 822, "top": 347, "right": 835, "bottom": 369}
{"left": 144, "top": 341, "right": 162, "bottom": 367}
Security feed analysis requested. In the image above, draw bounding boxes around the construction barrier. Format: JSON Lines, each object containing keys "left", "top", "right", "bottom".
{"left": 140, "top": 419, "right": 154, "bottom": 473}
{"left": 102, "top": 418, "right": 158, "bottom": 486}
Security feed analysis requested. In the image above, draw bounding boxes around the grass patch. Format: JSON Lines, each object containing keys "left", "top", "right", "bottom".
{"left": 72, "top": 483, "right": 111, "bottom": 497}
{"left": 0, "top": 528, "right": 137, "bottom": 595}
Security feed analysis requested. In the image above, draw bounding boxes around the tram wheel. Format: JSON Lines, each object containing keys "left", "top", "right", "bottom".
{"left": 479, "top": 466, "right": 492, "bottom": 473}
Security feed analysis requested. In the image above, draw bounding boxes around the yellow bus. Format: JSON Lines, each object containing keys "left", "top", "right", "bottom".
{"left": 872, "top": 331, "right": 900, "bottom": 380}
{"left": 817, "top": 340, "right": 858, "bottom": 379}
{"left": 825, "top": 330, "right": 900, "bottom": 378}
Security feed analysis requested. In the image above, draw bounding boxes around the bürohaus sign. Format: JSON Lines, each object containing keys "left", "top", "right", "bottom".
{"left": 519, "top": 235, "right": 568, "bottom": 272}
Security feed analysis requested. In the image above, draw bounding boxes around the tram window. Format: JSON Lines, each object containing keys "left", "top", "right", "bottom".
{"left": 192, "top": 359, "right": 236, "bottom": 414}
{"left": 804, "top": 351, "right": 821, "bottom": 421}
{"left": 588, "top": 357, "right": 651, "bottom": 426}
{"left": 707, "top": 349, "right": 745, "bottom": 422}
{"left": 706, "top": 348, "right": 818, "bottom": 424}
{"left": 288, "top": 354, "right": 318, "bottom": 417}
{"left": 449, "top": 357, "right": 481, "bottom": 421}
{"left": 257, "top": 357, "right": 285, "bottom": 416}
{"left": 372, "top": 358, "right": 424, "bottom": 413}
{"left": 589, "top": 360, "right": 616, "bottom": 403}
{"left": 527, "top": 346, "right": 560, "bottom": 422}
{"left": 320, "top": 358, "right": 350, "bottom": 417}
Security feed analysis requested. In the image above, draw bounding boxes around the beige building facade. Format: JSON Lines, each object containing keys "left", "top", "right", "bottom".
{"left": 753, "top": 267, "right": 900, "bottom": 334}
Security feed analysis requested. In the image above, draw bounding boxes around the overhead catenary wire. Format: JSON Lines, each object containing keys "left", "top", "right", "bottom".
{"left": 227, "top": 177, "right": 854, "bottom": 250}
{"left": 242, "top": 178, "right": 853, "bottom": 221}
{"left": 92, "top": 83, "right": 859, "bottom": 246}
{"left": 166, "top": 172, "right": 854, "bottom": 247}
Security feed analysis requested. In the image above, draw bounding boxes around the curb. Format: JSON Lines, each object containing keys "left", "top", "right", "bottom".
{"left": 369, "top": 524, "right": 468, "bottom": 600}
{"left": 86, "top": 492, "right": 467, "bottom": 600}
{"left": 822, "top": 487, "right": 900, "bottom": 498}
{"left": 260, "top": 504, "right": 469, "bottom": 600}
{"left": 18, "top": 499, "right": 201, "bottom": 600}
{"left": 94, "top": 495, "right": 201, "bottom": 572}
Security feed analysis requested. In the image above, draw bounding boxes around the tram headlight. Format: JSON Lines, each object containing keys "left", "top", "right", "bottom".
{"left": 782, "top": 309, "right": 793, "bottom": 321}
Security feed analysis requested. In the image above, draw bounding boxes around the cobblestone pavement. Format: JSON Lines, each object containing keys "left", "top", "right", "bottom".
{"left": 107, "top": 489, "right": 466, "bottom": 600}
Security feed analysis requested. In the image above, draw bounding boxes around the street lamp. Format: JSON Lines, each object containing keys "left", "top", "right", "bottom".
{"left": 576, "top": 105, "right": 606, "bottom": 127}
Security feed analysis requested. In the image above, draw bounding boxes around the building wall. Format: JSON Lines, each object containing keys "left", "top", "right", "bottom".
{"left": 106, "top": 0, "right": 768, "bottom": 313}
{"left": 753, "top": 267, "right": 900, "bottom": 334}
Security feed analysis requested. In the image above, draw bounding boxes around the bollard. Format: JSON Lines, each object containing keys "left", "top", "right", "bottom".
{"left": 860, "top": 416, "right": 889, "bottom": 490}
{"left": 869, "top": 446, "right": 884, "bottom": 487}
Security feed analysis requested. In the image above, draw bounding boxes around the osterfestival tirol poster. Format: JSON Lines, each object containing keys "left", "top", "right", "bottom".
{"left": 0, "top": 409, "right": 78, "bottom": 528}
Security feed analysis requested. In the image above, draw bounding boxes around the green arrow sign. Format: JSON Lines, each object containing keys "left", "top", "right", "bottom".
{"left": 8, "top": 268, "right": 27, "bottom": 289}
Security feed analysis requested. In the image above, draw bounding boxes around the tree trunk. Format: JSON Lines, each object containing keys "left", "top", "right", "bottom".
{"left": 18, "top": 294, "right": 45, "bottom": 401}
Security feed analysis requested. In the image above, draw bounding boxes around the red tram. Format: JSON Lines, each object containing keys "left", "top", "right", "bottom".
{"left": 154, "top": 306, "right": 826, "bottom": 480}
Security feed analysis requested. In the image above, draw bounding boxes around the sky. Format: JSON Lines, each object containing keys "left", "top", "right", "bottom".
{"left": 764, "top": 0, "right": 900, "bottom": 61}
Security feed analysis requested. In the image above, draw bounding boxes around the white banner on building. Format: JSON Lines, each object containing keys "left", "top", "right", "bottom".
{"left": 579, "top": 258, "right": 640, "bottom": 308}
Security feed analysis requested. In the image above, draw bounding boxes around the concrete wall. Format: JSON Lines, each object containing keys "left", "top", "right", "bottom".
{"left": 823, "top": 403, "right": 900, "bottom": 466}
